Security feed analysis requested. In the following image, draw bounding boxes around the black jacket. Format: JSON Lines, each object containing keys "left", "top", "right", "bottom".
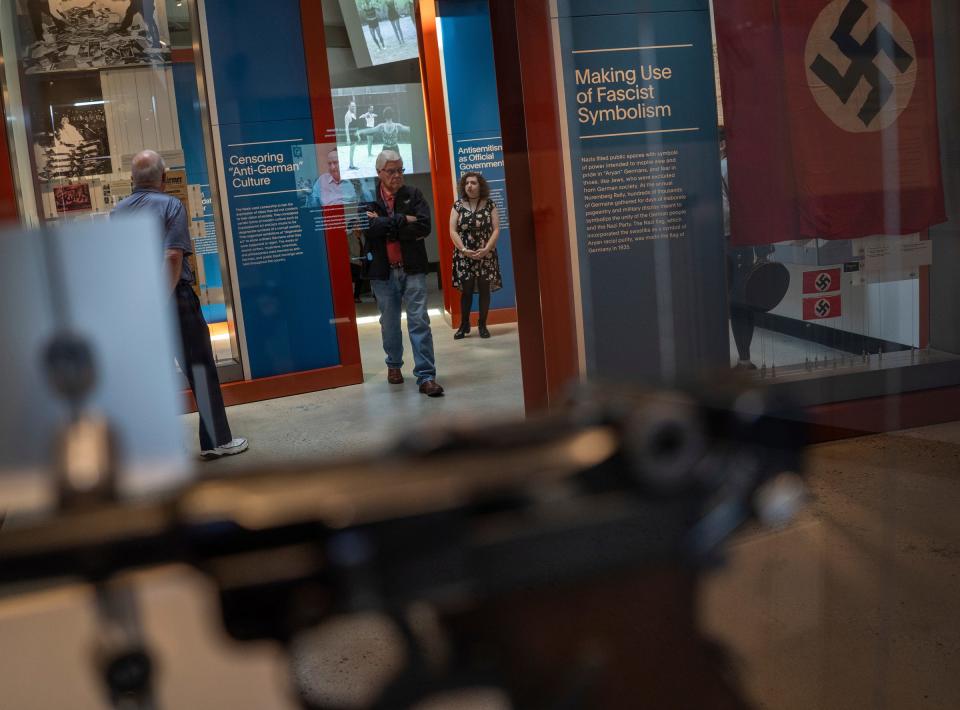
{"left": 360, "top": 180, "right": 432, "bottom": 279}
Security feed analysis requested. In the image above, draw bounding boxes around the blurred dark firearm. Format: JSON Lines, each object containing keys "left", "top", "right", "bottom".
{"left": 0, "top": 386, "right": 806, "bottom": 708}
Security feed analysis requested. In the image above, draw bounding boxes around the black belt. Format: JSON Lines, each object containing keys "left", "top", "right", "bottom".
{"left": 390, "top": 263, "right": 404, "bottom": 270}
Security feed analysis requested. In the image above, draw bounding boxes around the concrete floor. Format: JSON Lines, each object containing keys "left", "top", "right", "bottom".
{"left": 183, "top": 308, "right": 525, "bottom": 468}
{"left": 2, "top": 314, "right": 959, "bottom": 708}
{"left": 704, "top": 429, "right": 960, "bottom": 710}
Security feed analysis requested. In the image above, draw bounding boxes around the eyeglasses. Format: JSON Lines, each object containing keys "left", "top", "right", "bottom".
{"left": 381, "top": 167, "right": 405, "bottom": 176}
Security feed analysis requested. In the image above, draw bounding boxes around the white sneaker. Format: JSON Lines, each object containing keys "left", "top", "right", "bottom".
{"left": 200, "top": 437, "right": 249, "bottom": 460}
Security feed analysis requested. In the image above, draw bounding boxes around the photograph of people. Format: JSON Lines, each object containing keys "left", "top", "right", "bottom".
{"left": 32, "top": 83, "right": 113, "bottom": 179}
{"left": 358, "top": 107, "right": 410, "bottom": 159}
{"left": 360, "top": 105, "right": 378, "bottom": 129}
{"left": 386, "top": 0, "right": 404, "bottom": 44}
{"left": 119, "top": 0, "right": 160, "bottom": 48}
{"left": 449, "top": 172, "right": 502, "bottom": 339}
{"left": 56, "top": 115, "right": 84, "bottom": 148}
{"left": 354, "top": 0, "right": 417, "bottom": 65}
{"left": 307, "top": 147, "right": 359, "bottom": 208}
{"left": 20, "top": 0, "right": 171, "bottom": 73}
{"left": 362, "top": 2, "right": 384, "bottom": 51}
{"left": 27, "top": 0, "right": 66, "bottom": 42}
{"left": 344, "top": 100, "right": 360, "bottom": 171}
{"left": 331, "top": 86, "right": 427, "bottom": 178}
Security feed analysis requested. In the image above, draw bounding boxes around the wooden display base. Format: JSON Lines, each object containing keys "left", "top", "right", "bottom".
{"left": 182, "top": 363, "right": 363, "bottom": 413}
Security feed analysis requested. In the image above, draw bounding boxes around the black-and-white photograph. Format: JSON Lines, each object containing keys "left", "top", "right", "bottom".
{"left": 353, "top": 0, "right": 417, "bottom": 66}
{"left": 31, "top": 75, "right": 112, "bottom": 181}
{"left": 330, "top": 84, "right": 429, "bottom": 179}
{"left": 19, "top": 0, "right": 171, "bottom": 74}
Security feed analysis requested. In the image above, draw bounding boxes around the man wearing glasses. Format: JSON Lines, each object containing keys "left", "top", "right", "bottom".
{"left": 362, "top": 150, "right": 444, "bottom": 397}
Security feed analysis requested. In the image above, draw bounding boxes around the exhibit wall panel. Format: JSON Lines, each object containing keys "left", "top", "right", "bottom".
{"left": 550, "top": 0, "right": 728, "bottom": 382}
{"left": 436, "top": 0, "right": 517, "bottom": 317}
{"left": 199, "top": 0, "right": 360, "bottom": 386}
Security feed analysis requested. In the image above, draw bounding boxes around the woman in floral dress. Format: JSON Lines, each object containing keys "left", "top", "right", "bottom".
{"left": 448, "top": 172, "right": 502, "bottom": 339}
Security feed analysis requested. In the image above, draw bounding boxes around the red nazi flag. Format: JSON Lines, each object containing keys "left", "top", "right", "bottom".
{"left": 716, "top": 0, "right": 799, "bottom": 247}
{"left": 802, "top": 268, "right": 842, "bottom": 294}
{"left": 803, "top": 295, "right": 843, "bottom": 320}
{"left": 717, "top": 0, "right": 946, "bottom": 246}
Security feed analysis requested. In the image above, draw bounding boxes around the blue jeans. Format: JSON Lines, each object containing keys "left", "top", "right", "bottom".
{"left": 371, "top": 270, "right": 437, "bottom": 384}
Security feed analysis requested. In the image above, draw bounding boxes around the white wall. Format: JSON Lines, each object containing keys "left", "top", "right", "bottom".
{"left": 770, "top": 261, "right": 920, "bottom": 348}
{"left": 101, "top": 66, "right": 184, "bottom": 173}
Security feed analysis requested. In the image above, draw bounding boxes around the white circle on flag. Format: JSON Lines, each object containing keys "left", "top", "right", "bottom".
{"left": 815, "top": 298, "right": 833, "bottom": 318}
{"left": 804, "top": 0, "right": 918, "bottom": 133}
{"left": 815, "top": 272, "right": 833, "bottom": 292}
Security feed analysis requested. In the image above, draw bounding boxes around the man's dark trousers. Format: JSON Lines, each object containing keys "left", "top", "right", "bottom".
{"left": 174, "top": 281, "right": 231, "bottom": 451}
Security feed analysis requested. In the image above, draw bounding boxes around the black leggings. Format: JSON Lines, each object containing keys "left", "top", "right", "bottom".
{"left": 459, "top": 278, "right": 491, "bottom": 329}
{"left": 727, "top": 247, "right": 758, "bottom": 363}
{"left": 367, "top": 21, "right": 384, "bottom": 49}
{"left": 730, "top": 303, "right": 755, "bottom": 362}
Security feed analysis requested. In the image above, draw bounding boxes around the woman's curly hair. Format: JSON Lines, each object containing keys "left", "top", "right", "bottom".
{"left": 457, "top": 171, "right": 490, "bottom": 200}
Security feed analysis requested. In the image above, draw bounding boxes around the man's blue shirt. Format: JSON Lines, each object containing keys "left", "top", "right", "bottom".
{"left": 113, "top": 187, "right": 194, "bottom": 283}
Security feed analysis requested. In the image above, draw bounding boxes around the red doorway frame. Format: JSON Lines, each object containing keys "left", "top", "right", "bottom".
{"left": 180, "top": 1, "right": 363, "bottom": 409}
{"left": 416, "top": 0, "right": 519, "bottom": 331}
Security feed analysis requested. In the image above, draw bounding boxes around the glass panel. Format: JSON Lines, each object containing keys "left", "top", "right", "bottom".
{"left": 713, "top": 0, "right": 958, "bottom": 391}
{"left": 1, "top": 0, "right": 240, "bottom": 371}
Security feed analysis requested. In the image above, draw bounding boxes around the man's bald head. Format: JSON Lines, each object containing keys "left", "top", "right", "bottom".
{"left": 131, "top": 150, "right": 166, "bottom": 189}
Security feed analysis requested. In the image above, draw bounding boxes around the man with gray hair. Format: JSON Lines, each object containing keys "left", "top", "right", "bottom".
{"left": 113, "top": 150, "right": 248, "bottom": 459}
{"left": 361, "top": 149, "right": 444, "bottom": 396}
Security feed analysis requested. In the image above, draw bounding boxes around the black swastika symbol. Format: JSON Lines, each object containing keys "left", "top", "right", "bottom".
{"left": 815, "top": 299, "right": 832, "bottom": 318}
{"left": 810, "top": 0, "right": 914, "bottom": 127}
{"left": 815, "top": 272, "right": 833, "bottom": 291}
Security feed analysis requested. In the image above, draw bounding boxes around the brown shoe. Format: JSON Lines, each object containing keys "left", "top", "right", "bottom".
{"left": 418, "top": 380, "right": 445, "bottom": 397}
{"left": 387, "top": 368, "right": 404, "bottom": 384}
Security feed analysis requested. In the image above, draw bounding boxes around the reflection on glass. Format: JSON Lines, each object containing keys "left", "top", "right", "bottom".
{"left": 339, "top": 0, "right": 418, "bottom": 68}
{"left": 331, "top": 83, "right": 430, "bottom": 180}
{"left": 713, "top": 0, "right": 951, "bottom": 385}
{"left": 4, "top": 0, "right": 239, "bottom": 370}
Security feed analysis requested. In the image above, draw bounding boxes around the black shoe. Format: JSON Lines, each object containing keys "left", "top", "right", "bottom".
{"left": 454, "top": 325, "right": 470, "bottom": 340}
{"left": 479, "top": 325, "right": 491, "bottom": 339}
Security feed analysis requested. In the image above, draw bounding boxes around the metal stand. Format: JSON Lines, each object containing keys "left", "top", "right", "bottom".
{"left": 39, "top": 233, "right": 157, "bottom": 708}
{"left": 94, "top": 583, "right": 157, "bottom": 710}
